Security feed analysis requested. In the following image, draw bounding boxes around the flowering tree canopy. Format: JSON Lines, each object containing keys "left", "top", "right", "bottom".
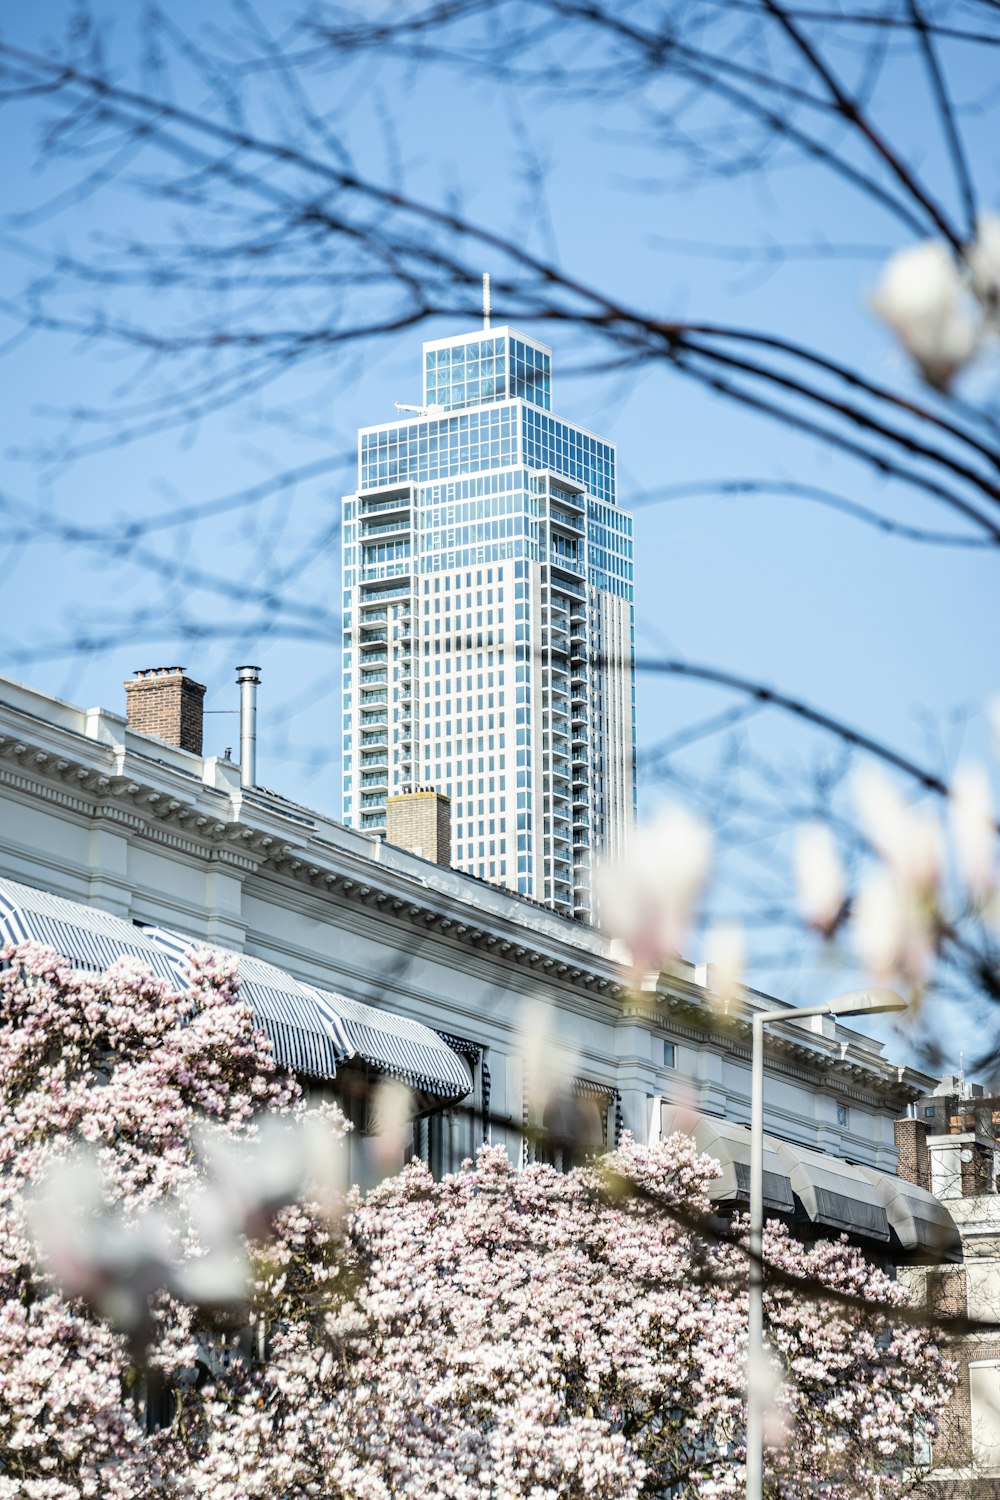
{"left": 1, "top": 943, "right": 953, "bottom": 1498}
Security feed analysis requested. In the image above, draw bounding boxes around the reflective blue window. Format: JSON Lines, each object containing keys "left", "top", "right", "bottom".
{"left": 425, "top": 335, "right": 508, "bottom": 410}
{"left": 360, "top": 405, "right": 517, "bottom": 489}
{"left": 509, "top": 339, "right": 551, "bottom": 410}
{"left": 521, "top": 407, "right": 616, "bottom": 504}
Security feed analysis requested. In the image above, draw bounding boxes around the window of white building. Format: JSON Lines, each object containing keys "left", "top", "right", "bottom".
{"left": 970, "top": 1361, "right": 1000, "bottom": 1473}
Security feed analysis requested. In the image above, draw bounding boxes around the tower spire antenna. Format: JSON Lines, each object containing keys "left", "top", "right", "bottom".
{"left": 483, "top": 272, "right": 491, "bottom": 331}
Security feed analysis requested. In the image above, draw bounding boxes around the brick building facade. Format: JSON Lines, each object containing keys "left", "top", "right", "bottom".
{"left": 896, "top": 1082, "right": 1000, "bottom": 1493}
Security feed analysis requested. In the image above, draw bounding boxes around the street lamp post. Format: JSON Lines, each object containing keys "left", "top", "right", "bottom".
{"left": 746, "top": 989, "right": 908, "bottom": 1500}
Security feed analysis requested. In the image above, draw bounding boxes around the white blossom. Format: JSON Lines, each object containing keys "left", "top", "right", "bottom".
{"left": 967, "top": 212, "right": 1000, "bottom": 311}
{"left": 853, "top": 868, "right": 934, "bottom": 988}
{"left": 794, "top": 821, "right": 845, "bottom": 935}
{"left": 950, "top": 762, "right": 997, "bottom": 902}
{"left": 367, "top": 1077, "right": 413, "bottom": 1172}
{"left": 595, "top": 804, "right": 712, "bottom": 981}
{"left": 853, "top": 765, "right": 943, "bottom": 897}
{"left": 871, "top": 240, "right": 978, "bottom": 388}
{"left": 704, "top": 923, "right": 745, "bottom": 1012}
{"left": 853, "top": 869, "right": 906, "bottom": 982}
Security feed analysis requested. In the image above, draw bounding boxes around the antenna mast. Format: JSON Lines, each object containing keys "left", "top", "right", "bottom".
{"left": 483, "top": 272, "right": 491, "bottom": 331}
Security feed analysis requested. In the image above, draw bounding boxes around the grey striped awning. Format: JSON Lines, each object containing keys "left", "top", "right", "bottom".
{"left": 0, "top": 878, "right": 470, "bottom": 1097}
{"left": 774, "top": 1139, "right": 891, "bottom": 1241}
{"left": 661, "top": 1105, "right": 795, "bottom": 1215}
{"left": 142, "top": 927, "right": 344, "bottom": 1081}
{"left": 856, "top": 1164, "right": 961, "bottom": 1260}
{"left": 0, "top": 877, "right": 178, "bottom": 984}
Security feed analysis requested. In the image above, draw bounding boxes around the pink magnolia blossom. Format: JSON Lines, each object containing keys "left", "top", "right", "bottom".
{"left": 595, "top": 805, "right": 712, "bottom": 982}
{"left": 0, "top": 941, "right": 954, "bottom": 1498}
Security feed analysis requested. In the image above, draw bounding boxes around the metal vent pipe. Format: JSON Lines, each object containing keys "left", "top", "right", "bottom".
{"left": 235, "top": 665, "right": 261, "bottom": 788}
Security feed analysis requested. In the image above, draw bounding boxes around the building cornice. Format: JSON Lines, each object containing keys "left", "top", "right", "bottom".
{"left": 0, "top": 685, "right": 936, "bottom": 1105}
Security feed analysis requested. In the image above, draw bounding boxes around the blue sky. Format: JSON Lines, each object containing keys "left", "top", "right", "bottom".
{"left": 0, "top": 2, "right": 996, "bottom": 1034}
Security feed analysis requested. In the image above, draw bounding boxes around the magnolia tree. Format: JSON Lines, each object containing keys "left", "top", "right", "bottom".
{"left": 1, "top": 940, "right": 954, "bottom": 1498}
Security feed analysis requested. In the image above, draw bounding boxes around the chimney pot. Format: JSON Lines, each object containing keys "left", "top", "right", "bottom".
{"left": 236, "top": 665, "right": 262, "bottom": 788}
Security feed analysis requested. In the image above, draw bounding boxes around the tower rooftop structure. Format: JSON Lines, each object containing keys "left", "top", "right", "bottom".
{"left": 342, "top": 318, "right": 636, "bottom": 920}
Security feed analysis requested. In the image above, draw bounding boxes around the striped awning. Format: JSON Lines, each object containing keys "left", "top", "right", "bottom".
{"left": 142, "top": 927, "right": 344, "bottom": 1081}
{"left": 142, "top": 928, "right": 471, "bottom": 1099}
{"left": 0, "top": 877, "right": 178, "bottom": 984}
{"left": 857, "top": 1164, "right": 961, "bottom": 1260}
{"left": 312, "top": 990, "right": 472, "bottom": 1098}
{"left": 774, "top": 1139, "right": 891, "bottom": 1241}
{"left": 661, "top": 1104, "right": 795, "bottom": 1215}
{"left": 0, "top": 878, "right": 470, "bottom": 1097}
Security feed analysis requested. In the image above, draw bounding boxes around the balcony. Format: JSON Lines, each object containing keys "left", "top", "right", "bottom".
{"left": 359, "top": 610, "right": 388, "bottom": 627}
{"left": 359, "top": 491, "right": 411, "bottom": 516}
{"left": 550, "top": 484, "right": 584, "bottom": 511}
{"left": 361, "top": 518, "right": 412, "bottom": 540}
{"left": 550, "top": 506, "right": 584, "bottom": 534}
{"left": 359, "top": 631, "right": 388, "bottom": 650}
{"left": 360, "top": 582, "right": 412, "bottom": 603}
{"left": 549, "top": 559, "right": 585, "bottom": 588}
{"left": 553, "top": 589, "right": 586, "bottom": 612}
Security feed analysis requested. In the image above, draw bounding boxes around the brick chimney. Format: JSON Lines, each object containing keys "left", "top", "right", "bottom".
{"left": 124, "top": 667, "right": 206, "bottom": 755}
{"left": 385, "top": 788, "right": 451, "bottom": 865}
{"left": 894, "top": 1117, "right": 931, "bottom": 1191}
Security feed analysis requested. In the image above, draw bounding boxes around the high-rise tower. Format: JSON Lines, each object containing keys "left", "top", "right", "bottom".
{"left": 341, "top": 314, "right": 635, "bottom": 921}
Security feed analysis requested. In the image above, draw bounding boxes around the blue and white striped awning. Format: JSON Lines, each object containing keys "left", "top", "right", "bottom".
{"left": 313, "top": 990, "right": 473, "bottom": 1098}
{"left": 141, "top": 926, "right": 344, "bottom": 1081}
{"left": 0, "top": 877, "right": 178, "bottom": 984}
{"left": 142, "top": 930, "right": 471, "bottom": 1100}
{"left": 0, "top": 876, "right": 471, "bottom": 1099}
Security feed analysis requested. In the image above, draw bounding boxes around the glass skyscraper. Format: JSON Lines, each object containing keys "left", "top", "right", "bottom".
{"left": 341, "top": 320, "right": 636, "bottom": 920}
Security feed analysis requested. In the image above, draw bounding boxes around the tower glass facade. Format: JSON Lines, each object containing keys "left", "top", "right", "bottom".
{"left": 342, "top": 325, "right": 636, "bottom": 921}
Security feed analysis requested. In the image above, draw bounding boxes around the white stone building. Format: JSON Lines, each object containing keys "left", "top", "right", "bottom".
{"left": 0, "top": 665, "right": 950, "bottom": 1260}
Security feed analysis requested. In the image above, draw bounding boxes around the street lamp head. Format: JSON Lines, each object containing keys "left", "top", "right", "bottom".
{"left": 823, "top": 987, "right": 909, "bottom": 1018}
